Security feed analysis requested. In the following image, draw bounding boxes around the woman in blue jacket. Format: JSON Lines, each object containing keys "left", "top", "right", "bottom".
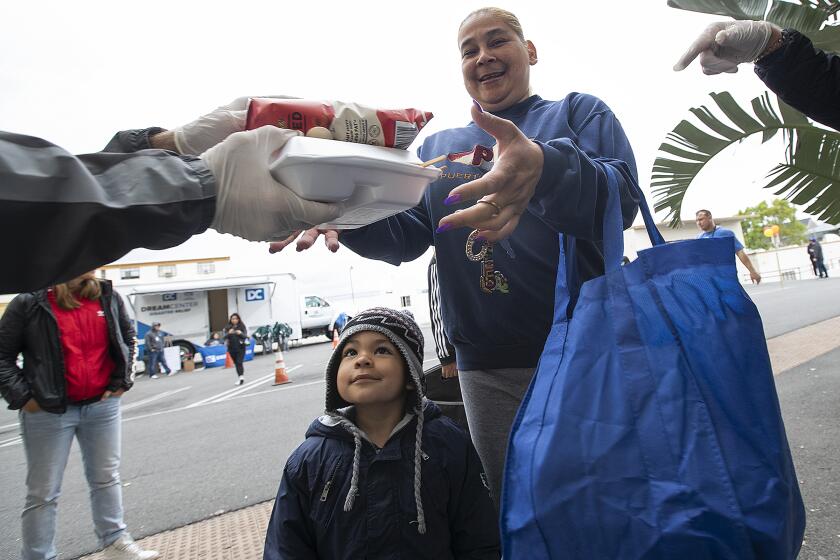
{"left": 280, "top": 7, "right": 640, "bottom": 509}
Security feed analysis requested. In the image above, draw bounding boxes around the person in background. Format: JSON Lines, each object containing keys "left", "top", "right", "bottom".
{"left": 143, "top": 322, "right": 171, "bottom": 379}
{"left": 807, "top": 236, "right": 829, "bottom": 279}
{"left": 695, "top": 209, "right": 762, "bottom": 284}
{"left": 674, "top": 20, "right": 840, "bottom": 131}
{"left": 426, "top": 252, "right": 469, "bottom": 433}
{"left": 428, "top": 252, "right": 458, "bottom": 380}
{"left": 224, "top": 313, "right": 248, "bottom": 385}
{"left": 0, "top": 271, "right": 158, "bottom": 560}
{"left": 205, "top": 332, "right": 224, "bottom": 346}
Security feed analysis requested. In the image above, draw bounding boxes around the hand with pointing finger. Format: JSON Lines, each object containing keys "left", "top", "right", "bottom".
{"left": 435, "top": 102, "right": 543, "bottom": 243}
{"left": 674, "top": 21, "right": 780, "bottom": 75}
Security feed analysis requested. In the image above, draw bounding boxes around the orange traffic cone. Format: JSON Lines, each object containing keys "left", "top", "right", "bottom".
{"left": 331, "top": 328, "right": 340, "bottom": 349}
{"left": 273, "top": 349, "right": 291, "bottom": 385}
{"left": 225, "top": 352, "right": 233, "bottom": 368}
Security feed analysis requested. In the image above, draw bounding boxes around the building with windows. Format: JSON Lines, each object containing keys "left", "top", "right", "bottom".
{"left": 99, "top": 256, "right": 231, "bottom": 287}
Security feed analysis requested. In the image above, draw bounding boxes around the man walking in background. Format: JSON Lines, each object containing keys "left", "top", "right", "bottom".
{"left": 696, "top": 209, "right": 762, "bottom": 284}
{"left": 808, "top": 236, "right": 829, "bottom": 278}
{"left": 143, "top": 323, "right": 171, "bottom": 379}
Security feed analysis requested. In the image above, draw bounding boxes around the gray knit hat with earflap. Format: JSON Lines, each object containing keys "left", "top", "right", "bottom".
{"left": 324, "top": 307, "right": 428, "bottom": 534}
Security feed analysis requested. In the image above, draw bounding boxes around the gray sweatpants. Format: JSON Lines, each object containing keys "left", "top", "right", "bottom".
{"left": 458, "top": 367, "right": 536, "bottom": 511}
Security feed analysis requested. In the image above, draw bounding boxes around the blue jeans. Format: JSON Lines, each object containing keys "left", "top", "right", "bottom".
{"left": 148, "top": 349, "right": 170, "bottom": 375}
{"left": 20, "top": 397, "right": 126, "bottom": 560}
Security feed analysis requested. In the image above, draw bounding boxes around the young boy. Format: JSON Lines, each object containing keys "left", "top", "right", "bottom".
{"left": 264, "top": 308, "right": 500, "bottom": 559}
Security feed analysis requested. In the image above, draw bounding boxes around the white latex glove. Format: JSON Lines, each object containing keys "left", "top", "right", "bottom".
{"left": 172, "top": 95, "right": 296, "bottom": 155}
{"left": 674, "top": 21, "right": 776, "bottom": 74}
{"left": 201, "top": 127, "right": 343, "bottom": 242}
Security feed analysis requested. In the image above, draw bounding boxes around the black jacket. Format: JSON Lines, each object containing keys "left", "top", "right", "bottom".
{"left": 755, "top": 30, "right": 840, "bottom": 131}
{"left": 224, "top": 323, "right": 249, "bottom": 351}
{"left": 427, "top": 254, "right": 456, "bottom": 366}
{"left": 265, "top": 402, "right": 500, "bottom": 559}
{"left": 0, "top": 128, "right": 216, "bottom": 293}
{"left": 0, "top": 280, "right": 136, "bottom": 413}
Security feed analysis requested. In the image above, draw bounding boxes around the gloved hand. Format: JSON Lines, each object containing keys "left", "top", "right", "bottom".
{"left": 172, "top": 95, "right": 295, "bottom": 155}
{"left": 201, "top": 127, "right": 343, "bottom": 242}
{"left": 674, "top": 21, "right": 777, "bottom": 74}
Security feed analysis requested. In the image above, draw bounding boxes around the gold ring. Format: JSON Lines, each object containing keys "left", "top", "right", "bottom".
{"left": 477, "top": 199, "right": 503, "bottom": 217}
{"left": 465, "top": 229, "right": 487, "bottom": 261}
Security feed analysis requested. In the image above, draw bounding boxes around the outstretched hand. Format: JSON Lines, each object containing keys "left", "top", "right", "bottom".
{"left": 201, "top": 127, "right": 343, "bottom": 242}
{"left": 435, "top": 103, "right": 543, "bottom": 243}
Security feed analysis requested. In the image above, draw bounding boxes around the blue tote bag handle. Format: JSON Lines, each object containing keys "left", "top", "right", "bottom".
{"left": 600, "top": 164, "right": 665, "bottom": 273}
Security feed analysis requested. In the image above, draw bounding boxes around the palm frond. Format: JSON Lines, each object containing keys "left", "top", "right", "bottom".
{"left": 766, "top": 0, "right": 834, "bottom": 31}
{"left": 807, "top": 24, "right": 840, "bottom": 53}
{"left": 767, "top": 127, "right": 840, "bottom": 223}
{"left": 651, "top": 91, "right": 840, "bottom": 226}
{"left": 795, "top": 1, "right": 840, "bottom": 18}
{"left": 666, "top": 0, "right": 768, "bottom": 19}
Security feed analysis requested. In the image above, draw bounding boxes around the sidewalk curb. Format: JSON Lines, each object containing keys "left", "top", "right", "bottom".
{"left": 768, "top": 315, "right": 840, "bottom": 375}
{"left": 78, "top": 500, "right": 274, "bottom": 560}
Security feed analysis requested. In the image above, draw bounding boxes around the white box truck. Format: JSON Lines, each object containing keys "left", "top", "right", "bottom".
{"left": 117, "top": 274, "right": 336, "bottom": 365}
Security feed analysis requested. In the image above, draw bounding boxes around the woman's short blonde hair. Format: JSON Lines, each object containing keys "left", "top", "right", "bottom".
{"left": 459, "top": 7, "right": 525, "bottom": 41}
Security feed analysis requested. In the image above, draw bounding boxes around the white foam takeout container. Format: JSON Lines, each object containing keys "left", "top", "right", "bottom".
{"left": 269, "top": 136, "right": 441, "bottom": 229}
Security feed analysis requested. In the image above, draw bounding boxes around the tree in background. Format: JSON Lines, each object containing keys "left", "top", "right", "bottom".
{"left": 740, "top": 199, "right": 808, "bottom": 249}
{"left": 653, "top": 0, "right": 840, "bottom": 227}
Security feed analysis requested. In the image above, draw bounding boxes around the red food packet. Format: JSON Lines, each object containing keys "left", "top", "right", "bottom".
{"left": 246, "top": 98, "right": 433, "bottom": 150}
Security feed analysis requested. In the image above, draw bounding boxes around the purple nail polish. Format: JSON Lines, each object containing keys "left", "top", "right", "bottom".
{"left": 436, "top": 223, "right": 453, "bottom": 234}
{"left": 472, "top": 99, "right": 484, "bottom": 113}
{"left": 444, "top": 194, "right": 462, "bottom": 206}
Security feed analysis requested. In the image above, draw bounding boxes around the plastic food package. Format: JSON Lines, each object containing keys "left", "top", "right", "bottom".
{"left": 269, "top": 136, "right": 440, "bottom": 229}
{"left": 246, "top": 98, "right": 433, "bottom": 150}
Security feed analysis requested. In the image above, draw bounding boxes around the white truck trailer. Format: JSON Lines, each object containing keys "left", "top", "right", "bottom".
{"left": 118, "top": 274, "right": 335, "bottom": 363}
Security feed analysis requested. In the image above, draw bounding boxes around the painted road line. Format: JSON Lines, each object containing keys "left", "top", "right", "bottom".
{"left": 0, "top": 421, "right": 20, "bottom": 432}
{"left": 201, "top": 372, "right": 276, "bottom": 403}
{"left": 0, "top": 435, "right": 22, "bottom": 448}
{"left": 122, "top": 387, "right": 192, "bottom": 411}
{"left": 226, "top": 379, "right": 326, "bottom": 403}
{"left": 185, "top": 368, "right": 291, "bottom": 409}
{"left": 210, "top": 365, "right": 302, "bottom": 404}
{"left": 124, "top": 375, "right": 324, "bottom": 424}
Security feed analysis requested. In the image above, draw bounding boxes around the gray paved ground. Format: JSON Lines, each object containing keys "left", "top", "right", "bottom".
{"left": 777, "top": 347, "right": 840, "bottom": 560}
{"left": 745, "top": 277, "right": 840, "bottom": 338}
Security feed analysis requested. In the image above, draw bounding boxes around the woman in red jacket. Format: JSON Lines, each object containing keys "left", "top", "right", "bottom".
{"left": 0, "top": 272, "right": 158, "bottom": 560}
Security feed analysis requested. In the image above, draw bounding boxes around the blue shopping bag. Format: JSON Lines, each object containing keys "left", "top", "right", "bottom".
{"left": 501, "top": 165, "right": 805, "bottom": 559}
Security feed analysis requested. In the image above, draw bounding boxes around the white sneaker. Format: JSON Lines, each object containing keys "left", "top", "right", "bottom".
{"left": 102, "top": 533, "right": 160, "bottom": 560}
{"left": 150, "top": 375, "right": 159, "bottom": 379}
{"left": 238, "top": 375, "right": 244, "bottom": 385}
{"left": 166, "top": 371, "right": 175, "bottom": 376}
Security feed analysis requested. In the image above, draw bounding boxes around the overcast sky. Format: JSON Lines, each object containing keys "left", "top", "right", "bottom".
{"left": 0, "top": 0, "right": 797, "bottom": 298}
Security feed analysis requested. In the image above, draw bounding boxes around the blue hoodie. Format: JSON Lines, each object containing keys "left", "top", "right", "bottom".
{"left": 341, "top": 94, "right": 640, "bottom": 370}
{"left": 264, "top": 401, "right": 500, "bottom": 559}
